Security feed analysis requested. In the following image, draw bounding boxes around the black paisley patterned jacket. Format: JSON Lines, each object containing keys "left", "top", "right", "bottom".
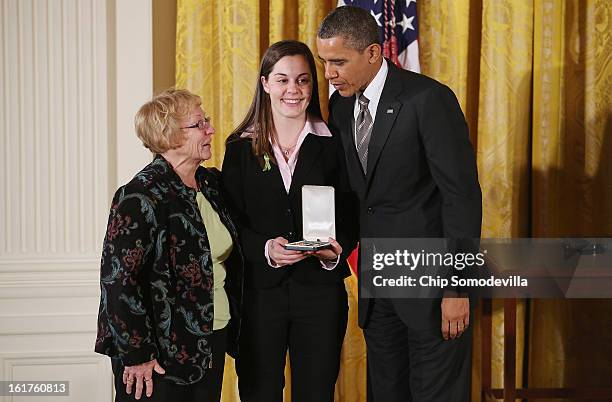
{"left": 95, "top": 155, "right": 244, "bottom": 385}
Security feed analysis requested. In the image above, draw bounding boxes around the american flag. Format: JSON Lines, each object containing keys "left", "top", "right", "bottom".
{"left": 338, "top": 0, "right": 420, "bottom": 72}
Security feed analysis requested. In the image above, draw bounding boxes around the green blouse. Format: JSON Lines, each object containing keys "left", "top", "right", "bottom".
{"left": 196, "top": 192, "right": 232, "bottom": 331}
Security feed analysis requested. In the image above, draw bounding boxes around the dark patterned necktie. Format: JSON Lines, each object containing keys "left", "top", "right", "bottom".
{"left": 355, "top": 93, "right": 373, "bottom": 173}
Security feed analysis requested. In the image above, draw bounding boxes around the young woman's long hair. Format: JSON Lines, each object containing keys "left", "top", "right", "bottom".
{"left": 227, "top": 40, "right": 322, "bottom": 167}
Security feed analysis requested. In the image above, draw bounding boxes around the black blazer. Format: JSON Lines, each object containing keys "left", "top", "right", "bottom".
{"left": 221, "top": 130, "right": 358, "bottom": 289}
{"left": 328, "top": 61, "right": 482, "bottom": 328}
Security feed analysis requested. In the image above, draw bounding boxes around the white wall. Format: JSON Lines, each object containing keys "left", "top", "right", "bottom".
{"left": 0, "top": 0, "right": 152, "bottom": 401}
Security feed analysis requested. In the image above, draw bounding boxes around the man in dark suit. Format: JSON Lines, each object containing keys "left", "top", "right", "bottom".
{"left": 317, "top": 6, "right": 482, "bottom": 402}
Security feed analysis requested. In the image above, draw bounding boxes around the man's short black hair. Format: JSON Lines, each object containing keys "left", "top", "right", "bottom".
{"left": 317, "top": 6, "right": 380, "bottom": 51}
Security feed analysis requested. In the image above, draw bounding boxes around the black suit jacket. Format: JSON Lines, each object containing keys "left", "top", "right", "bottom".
{"left": 328, "top": 61, "right": 482, "bottom": 328}
{"left": 221, "top": 132, "right": 358, "bottom": 289}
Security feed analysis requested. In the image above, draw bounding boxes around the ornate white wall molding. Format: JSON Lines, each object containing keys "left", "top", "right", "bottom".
{"left": 0, "top": 0, "right": 153, "bottom": 400}
{"left": 1, "top": 351, "right": 112, "bottom": 401}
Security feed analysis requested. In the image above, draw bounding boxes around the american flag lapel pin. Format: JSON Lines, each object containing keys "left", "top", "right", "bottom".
{"left": 386, "top": 108, "right": 394, "bottom": 114}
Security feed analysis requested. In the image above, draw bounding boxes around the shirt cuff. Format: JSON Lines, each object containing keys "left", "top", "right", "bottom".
{"left": 264, "top": 239, "right": 282, "bottom": 268}
{"left": 320, "top": 255, "right": 340, "bottom": 270}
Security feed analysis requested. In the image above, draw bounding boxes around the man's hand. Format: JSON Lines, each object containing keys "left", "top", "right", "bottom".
{"left": 123, "top": 359, "right": 165, "bottom": 399}
{"left": 441, "top": 297, "right": 469, "bottom": 340}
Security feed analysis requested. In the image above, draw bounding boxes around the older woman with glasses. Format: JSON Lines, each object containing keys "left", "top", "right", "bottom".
{"left": 95, "top": 88, "right": 243, "bottom": 402}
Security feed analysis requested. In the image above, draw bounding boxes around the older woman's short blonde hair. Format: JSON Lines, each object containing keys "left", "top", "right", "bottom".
{"left": 134, "top": 88, "right": 202, "bottom": 154}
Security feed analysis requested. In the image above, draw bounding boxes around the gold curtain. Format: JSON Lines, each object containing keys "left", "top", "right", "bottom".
{"left": 176, "top": 0, "right": 261, "bottom": 169}
{"left": 176, "top": 0, "right": 612, "bottom": 401}
{"left": 529, "top": 1, "right": 612, "bottom": 402}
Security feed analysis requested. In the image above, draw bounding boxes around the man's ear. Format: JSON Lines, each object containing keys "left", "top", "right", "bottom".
{"left": 367, "top": 43, "right": 382, "bottom": 64}
{"left": 261, "top": 76, "right": 270, "bottom": 94}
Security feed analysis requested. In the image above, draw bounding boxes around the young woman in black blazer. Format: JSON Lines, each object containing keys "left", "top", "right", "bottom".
{"left": 221, "top": 40, "right": 357, "bottom": 402}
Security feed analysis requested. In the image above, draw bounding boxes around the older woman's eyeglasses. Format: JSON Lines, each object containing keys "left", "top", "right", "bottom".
{"left": 182, "top": 117, "right": 211, "bottom": 130}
